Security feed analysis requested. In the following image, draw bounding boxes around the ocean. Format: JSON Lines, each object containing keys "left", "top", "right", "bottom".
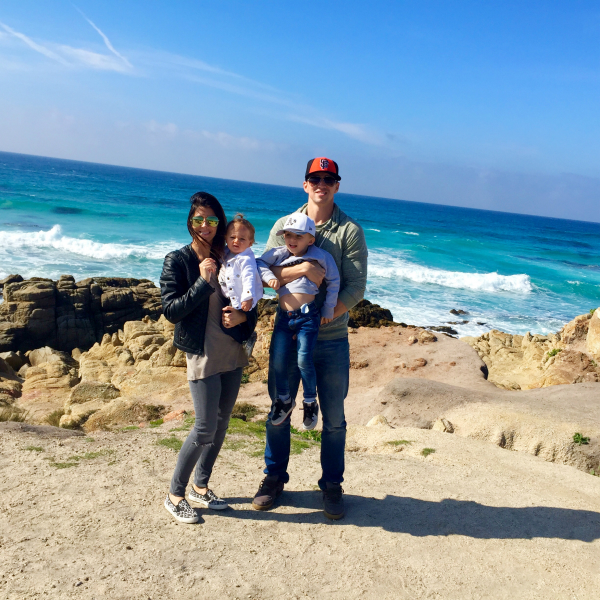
{"left": 1, "top": 150, "right": 599, "bottom": 337}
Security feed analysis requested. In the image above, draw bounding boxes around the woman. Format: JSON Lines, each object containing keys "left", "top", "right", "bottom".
{"left": 160, "top": 191, "right": 257, "bottom": 524}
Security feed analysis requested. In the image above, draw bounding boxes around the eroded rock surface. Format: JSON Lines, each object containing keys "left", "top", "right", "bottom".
{"left": 0, "top": 275, "right": 161, "bottom": 353}
{"left": 461, "top": 310, "right": 600, "bottom": 390}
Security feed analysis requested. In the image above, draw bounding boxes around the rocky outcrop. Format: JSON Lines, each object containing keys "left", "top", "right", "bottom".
{"left": 348, "top": 299, "right": 395, "bottom": 328}
{"left": 461, "top": 311, "right": 600, "bottom": 390}
{"left": 0, "top": 275, "right": 161, "bottom": 353}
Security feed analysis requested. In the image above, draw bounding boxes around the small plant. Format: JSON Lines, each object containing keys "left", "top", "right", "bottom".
{"left": 45, "top": 409, "right": 65, "bottom": 427}
{"left": 386, "top": 440, "right": 412, "bottom": 447}
{"left": 156, "top": 436, "right": 183, "bottom": 452}
{"left": 241, "top": 373, "right": 250, "bottom": 384}
{"left": 290, "top": 438, "right": 311, "bottom": 455}
{"left": 232, "top": 402, "right": 259, "bottom": 419}
{"left": 590, "top": 469, "right": 599, "bottom": 477}
{"left": 24, "top": 445, "right": 44, "bottom": 452}
{"left": 421, "top": 447, "right": 436, "bottom": 457}
{"left": 67, "top": 449, "right": 115, "bottom": 462}
{"left": 84, "top": 437, "right": 95, "bottom": 443}
{"left": 45, "top": 457, "right": 78, "bottom": 469}
{"left": 121, "top": 426, "right": 139, "bottom": 431}
{"left": 590, "top": 308, "right": 597, "bottom": 315}
{"left": 149, "top": 418, "right": 164, "bottom": 428}
{"left": 547, "top": 348, "right": 562, "bottom": 358}
{"left": 591, "top": 359, "right": 598, "bottom": 368}
{"left": 290, "top": 426, "right": 322, "bottom": 443}
{"left": 573, "top": 433, "right": 590, "bottom": 445}
{"left": 0, "top": 407, "right": 28, "bottom": 423}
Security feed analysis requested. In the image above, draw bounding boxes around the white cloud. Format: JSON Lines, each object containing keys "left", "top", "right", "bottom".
{"left": 74, "top": 7, "right": 132, "bottom": 68}
{"left": 0, "top": 21, "right": 69, "bottom": 65}
{"left": 57, "top": 45, "right": 131, "bottom": 72}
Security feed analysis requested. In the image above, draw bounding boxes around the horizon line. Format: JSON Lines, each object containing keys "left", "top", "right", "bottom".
{"left": 0, "top": 149, "right": 597, "bottom": 227}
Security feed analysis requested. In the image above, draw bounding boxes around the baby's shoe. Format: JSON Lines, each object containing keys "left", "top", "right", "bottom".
{"left": 302, "top": 400, "right": 319, "bottom": 431}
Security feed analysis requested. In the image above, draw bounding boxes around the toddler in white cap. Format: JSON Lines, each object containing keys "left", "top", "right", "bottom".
{"left": 256, "top": 213, "right": 340, "bottom": 430}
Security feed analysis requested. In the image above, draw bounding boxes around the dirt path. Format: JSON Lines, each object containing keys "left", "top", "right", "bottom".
{"left": 1, "top": 421, "right": 600, "bottom": 599}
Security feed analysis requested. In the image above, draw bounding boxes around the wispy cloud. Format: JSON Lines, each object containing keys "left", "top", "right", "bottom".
{"left": 0, "top": 21, "right": 69, "bottom": 65}
{"left": 0, "top": 17, "right": 131, "bottom": 73}
{"left": 0, "top": 15, "right": 383, "bottom": 147}
{"left": 74, "top": 6, "right": 132, "bottom": 68}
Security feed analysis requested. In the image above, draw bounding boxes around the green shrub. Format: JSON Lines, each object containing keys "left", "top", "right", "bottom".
{"left": 45, "top": 409, "right": 65, "bottom": 427}
{"left": 0, "top": 407, "right": 28, "bottom": 423}
{"left": 547, "top": 348, "right": 562, "bottom": 358}
{"left": 149, "top": 418, "right": 164, "bottom": 428}
{"left": 573, "top": 433, "right": 590, "bottom": 445}
{"left": 232, "top": 402, "right": 259, "bottom": 419}
{"left": 421, "top": 447, "right": 436, "bottom": 457}
{"left": 241, "top": 373, "right": 250, "bottom": 384}
{"left": 590, "top": 308, "right": 597, "bottom": 315}
{"left": 386, "top": 440, "right": 412, "bottom": 446}
{"left": 24, "top": 445, "right": 44, "bottom": 452}
{"left": 290, "top": 426, "right": 321, "bottom": 443}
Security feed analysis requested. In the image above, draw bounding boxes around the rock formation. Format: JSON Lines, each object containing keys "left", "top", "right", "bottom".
{"left": 0, "top": 275, "right": 161, "bottom": 353}
{"left": 348, "top": 299, "right": 395, "bottom": 328}
{"left": 461, "top": 310, "right": 600, "bottom": 390}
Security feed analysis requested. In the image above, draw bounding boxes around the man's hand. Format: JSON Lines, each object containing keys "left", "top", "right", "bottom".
{"left": 222, "top": 306, "right": 248, "bottom": 328}
{"left": 271, "top": 261, "right": 325, "bottom": 287}
{"left": 320, "top": 317, "right": 332, "bottom": 325}
{"left": 241, "top": 299, "right": 253, "bottom": 312}
{"left": 268, "top": 279, "right": 280, "bottom": 291}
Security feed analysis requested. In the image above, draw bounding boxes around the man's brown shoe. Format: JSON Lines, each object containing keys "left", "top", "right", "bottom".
{"left": 252, "top": 475, "right": 284, "bottom": 510}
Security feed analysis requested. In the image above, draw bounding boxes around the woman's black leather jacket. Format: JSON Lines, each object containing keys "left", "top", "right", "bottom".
{"left": 160, "top": 245, "right": 257, "bottom": 355}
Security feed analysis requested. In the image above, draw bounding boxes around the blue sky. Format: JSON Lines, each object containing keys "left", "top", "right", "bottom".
{"left": 1, "top": 1, "right": 599, "bottom": 221}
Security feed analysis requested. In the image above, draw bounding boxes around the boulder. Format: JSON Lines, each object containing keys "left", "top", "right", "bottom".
{"left": 60, "top": 400, "right": 107, "bottom": 428}
{"left": 586, "top": 310, "right": 600, "bottom": 358}
{"left": 0, "top": 351, "right": 26, "bottom": 371}
{"left": 348, "top": 299, "right": 395, "bottom": 328}
{"left": 66, "top": 382, "right": 120, "bottom": 407}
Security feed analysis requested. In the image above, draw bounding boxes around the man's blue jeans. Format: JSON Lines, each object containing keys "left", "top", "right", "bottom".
{"left": 271, "top": 302, "right": 320, "bottom": 402}
{"left": 264, "top": 335, "right": 350, "bottom": 489}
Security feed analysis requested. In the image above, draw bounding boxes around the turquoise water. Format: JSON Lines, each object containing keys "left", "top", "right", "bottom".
{"left": 1, "top": 150, "right": 599, "bottom": 337}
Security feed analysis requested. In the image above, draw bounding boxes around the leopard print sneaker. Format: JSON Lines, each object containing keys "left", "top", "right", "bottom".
{"left": 164, "top": 495, "right": 199, "bottom": 523}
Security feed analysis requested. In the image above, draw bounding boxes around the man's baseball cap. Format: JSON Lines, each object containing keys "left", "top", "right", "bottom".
{"left": 305, "top": 157, "right": 341, "bottom": 181}
{"left": 276, "top": 213, "right": 316, "bottom": 237}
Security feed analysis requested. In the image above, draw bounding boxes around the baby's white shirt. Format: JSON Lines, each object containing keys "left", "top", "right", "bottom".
{"left": 218, "top": 247, "right": 263, "bottom": 310}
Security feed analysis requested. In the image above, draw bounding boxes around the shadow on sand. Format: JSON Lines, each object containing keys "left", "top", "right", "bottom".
{"left": 204, "top": 491, "right": 600, "bottom": 541}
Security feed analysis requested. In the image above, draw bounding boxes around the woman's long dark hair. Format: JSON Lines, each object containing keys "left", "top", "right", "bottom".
{"left": 187, "top": 192, "right": 227, "bottom": 263}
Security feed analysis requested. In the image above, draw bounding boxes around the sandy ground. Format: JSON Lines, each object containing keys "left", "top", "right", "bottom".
{"left": 1, "top": 421, "right": 600, "bottom": 600}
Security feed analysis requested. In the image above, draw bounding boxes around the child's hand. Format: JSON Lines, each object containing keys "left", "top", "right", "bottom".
{"left": 241, "top": 299, "right": 253, "bottom": 312}
{"left": 268, "top": 279, "right": 280, "bottom": 291}
{"left": 321, "top": 317, "right": 332, "bottom": 325}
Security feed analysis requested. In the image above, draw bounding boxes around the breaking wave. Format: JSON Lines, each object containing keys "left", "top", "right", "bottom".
{"left": 0, "top": 225, "right": 178, "bottom": 261}
{"left": 369, "top": 253, "right": 532, "bottom": 294}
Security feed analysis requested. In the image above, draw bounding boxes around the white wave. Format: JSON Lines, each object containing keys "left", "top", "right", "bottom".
{"left": 0, "top": 225, "right": 178, "bottom": 261}
{"left": 403, "top": 231, "right": 419, "bottom": 236}
{"left": 369, "top": 254, "right": 532, "bottom": 294}
{"left": 366, "top": 228, "right": 381, "bottom": 232}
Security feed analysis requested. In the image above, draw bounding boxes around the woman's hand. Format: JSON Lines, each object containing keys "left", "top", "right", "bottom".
{"left": 222, "top": 306, "right": 248, "bottom": 328}
{"left": 199, "top": 258, "right": 217, "bottom": 282}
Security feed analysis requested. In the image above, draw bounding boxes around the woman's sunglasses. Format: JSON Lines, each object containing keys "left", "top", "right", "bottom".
{"left": 306, "top": 176, "right": 338, "bottom": 187}
{"left": 191, "top": 216, "right": 220, "bottom": 227}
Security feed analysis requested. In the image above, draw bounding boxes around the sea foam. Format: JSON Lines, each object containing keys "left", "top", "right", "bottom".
{"left": 0, "top": 225, "right": 178, "bottom": 261}
{"left": 369, "top": 253, "right": 532, "bottom": 294}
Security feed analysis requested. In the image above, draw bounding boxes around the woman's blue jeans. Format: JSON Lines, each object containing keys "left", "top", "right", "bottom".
{"left": 271, "top": 303, "right": 320, "bottom": 402}
{"left": 264, "top": 336, "right": 350, "bottom": 488}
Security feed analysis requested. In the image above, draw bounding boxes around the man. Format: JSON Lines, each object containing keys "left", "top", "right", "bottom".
{"left": 252, "top": 157, "right": 368, "bottom": 519}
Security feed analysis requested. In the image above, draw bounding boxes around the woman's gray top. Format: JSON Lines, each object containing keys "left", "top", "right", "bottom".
{"left": 186, "top": 276, "right": 248, "bottom": 380}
